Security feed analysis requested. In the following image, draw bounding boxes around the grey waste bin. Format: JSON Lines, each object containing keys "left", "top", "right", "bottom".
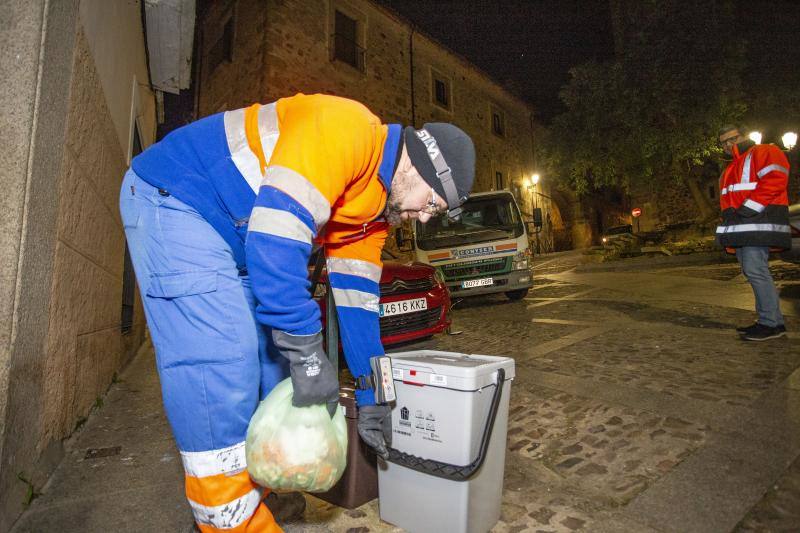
{"left": 378, "top": 351, "right": 515, "bottom": 533}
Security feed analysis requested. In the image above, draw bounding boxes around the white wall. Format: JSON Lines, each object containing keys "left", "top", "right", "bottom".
{"left": 79, "top": 0, "right": 157, "bottom": 154}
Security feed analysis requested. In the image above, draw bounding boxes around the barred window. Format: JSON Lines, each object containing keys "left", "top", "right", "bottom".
{"left": 492, "top": 110, "right": 505, "bottom": 137}
{"left": 333, "top": 10, "right": 364, "bottom": 71}
{"left": 433, "top": 77, "right": 451, "bottom": 110}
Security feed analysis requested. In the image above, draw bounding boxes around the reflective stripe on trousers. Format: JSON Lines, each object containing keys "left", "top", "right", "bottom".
{"left": 119, "top": 169, "right": 287, "bottom": 532}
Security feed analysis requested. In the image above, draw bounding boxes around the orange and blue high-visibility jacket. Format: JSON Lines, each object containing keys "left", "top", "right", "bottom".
{"left": 133, "top": 93, "right": 403, "bottom": 405}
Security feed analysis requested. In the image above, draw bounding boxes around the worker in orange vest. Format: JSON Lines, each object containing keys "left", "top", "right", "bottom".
{"left": 120, "top": 93, "right": 475, "bottom": 531}
{"left": 716, "top": 124, "right": 790, "bottom": 341}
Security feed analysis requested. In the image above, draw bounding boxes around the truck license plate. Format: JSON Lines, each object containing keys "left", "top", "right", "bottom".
{"left": 462, "top": 277, "right": 493, "bottom": 288}
{"left": 379, "top": 298, "right": 427, "bottom": 317}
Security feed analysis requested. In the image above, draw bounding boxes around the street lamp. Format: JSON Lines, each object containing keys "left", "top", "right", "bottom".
{"left": 531, "top": 173, "right": 540, "bottom": 186}
{"left": 748, "top": 131, "right": 763, "bottom": 144}
{"left": 782, "top": 131, "right": 797, "bottom": 151}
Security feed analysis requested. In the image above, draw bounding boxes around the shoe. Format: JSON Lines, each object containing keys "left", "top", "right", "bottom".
{"left": 264, "top": 491, "right": 306, "bottom": 523}
{"left": 736, "top": 323, "right": 759, "bottom": 334}
{"left": 741, "top": 323, "right": 787, "bottom": 341}
{"left": 737, "top": 323, "right": 786, "bottom": 335}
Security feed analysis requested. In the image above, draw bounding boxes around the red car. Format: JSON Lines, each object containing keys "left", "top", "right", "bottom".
{"left": 313, "top": 250, "right": 451, "bottom": 346}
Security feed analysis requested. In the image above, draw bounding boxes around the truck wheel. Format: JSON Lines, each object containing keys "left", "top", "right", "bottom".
{"left": 505, "top": 289, "right": 528, "bottom": 301}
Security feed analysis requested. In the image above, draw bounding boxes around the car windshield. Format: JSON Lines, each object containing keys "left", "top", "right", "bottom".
{"left": 415, "top": 194, "right": 524, "bottom": 250}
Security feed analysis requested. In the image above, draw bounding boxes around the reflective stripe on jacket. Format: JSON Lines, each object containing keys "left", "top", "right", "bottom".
{"left": 716, "top": 143, "right": 791, "bottom": 249}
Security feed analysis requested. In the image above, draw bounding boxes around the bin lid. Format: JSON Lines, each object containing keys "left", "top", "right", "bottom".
{"left": 388, "top": 350, "right": 515, "bottom": 391}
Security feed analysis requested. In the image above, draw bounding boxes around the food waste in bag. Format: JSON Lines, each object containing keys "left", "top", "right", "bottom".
{"left": 246, "top": 378, "right": 347, "bottom": 492}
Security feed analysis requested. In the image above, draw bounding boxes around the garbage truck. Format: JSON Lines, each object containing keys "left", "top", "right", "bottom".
{"left": 396, "top": 190, "right": 540, "bottom": 301}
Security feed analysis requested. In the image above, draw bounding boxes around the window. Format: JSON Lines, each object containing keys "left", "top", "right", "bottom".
{"left": 431, "top": 71, "right": 451, "bottom": 111}
{"left": 207, "top": 16, "right": 234, "bottom": 74}
{"left": 491, "top": 109, "right": 505, "bottom": 137}
{"left": 333, "top": 10, "right": 364, "bottom": 71}
{"left": 495, "top": 171, "right": 504, "bottom": 190}
{"left": 121, "top": 125, "right": 143, "bottom": 334}
{"left": 435, "top": 79, "right": 449, "bottom": 107}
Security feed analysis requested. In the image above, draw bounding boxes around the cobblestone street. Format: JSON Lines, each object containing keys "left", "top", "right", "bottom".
{"left": 11, "top": 251, "right": 800, "bottom": 533}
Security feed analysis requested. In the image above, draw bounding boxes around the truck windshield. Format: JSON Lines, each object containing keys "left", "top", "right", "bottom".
{"left": 415, "top": 194, "right": 524, "bottom": 250}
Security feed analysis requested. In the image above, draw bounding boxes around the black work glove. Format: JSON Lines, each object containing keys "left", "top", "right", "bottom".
{"left": 357, "top": 404, "right": 392, "bottom": 459}
{"left": 272, "top": 330, "right": 339, "bottom": 417}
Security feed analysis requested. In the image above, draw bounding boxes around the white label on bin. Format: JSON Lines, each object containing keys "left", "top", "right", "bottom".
{"left": 430, "top": 374, "right": 447, "bottom": 386}
{"left": 392, "top": 368, "right": 403, "bottom": 380}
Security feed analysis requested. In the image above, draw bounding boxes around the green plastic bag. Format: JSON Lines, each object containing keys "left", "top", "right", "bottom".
{"left": 245, "top": 378, "right": 347, "bottom": 493}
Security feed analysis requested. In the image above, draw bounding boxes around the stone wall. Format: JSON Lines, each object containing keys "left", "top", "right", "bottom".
{"left": 629, "top": 175, "right": 719, "bottom": 234}
{"left": 0, "top": 1, "right": 153, "bottom": 528}
{"left": 41, "top": 26, "right": 148, "bottom": 444}
{"left": 198, "top": 0, "right": 536, "bottom": 196}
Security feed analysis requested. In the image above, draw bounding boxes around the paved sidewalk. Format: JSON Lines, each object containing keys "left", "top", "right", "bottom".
{"left": 10, "top": 252, "right": 800, "bottom": 532}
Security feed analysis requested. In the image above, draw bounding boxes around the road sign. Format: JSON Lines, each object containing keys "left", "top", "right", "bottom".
{"left": 632, "top": 207, "right": 642, "bottom": 218}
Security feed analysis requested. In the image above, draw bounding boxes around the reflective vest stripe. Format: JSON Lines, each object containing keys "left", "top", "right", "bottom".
{"left": 331, "top": 287, "right": 379, "bottom": 313}
{"left": 716, "top": 223, "right": 791, "bottom": 234}
{"left": 743, "top": 198, "right": 765, "bottom": 213}
{"left": 740, "top": 152, "right": 753, "bottom": 183}
{"left": 249, "top": 206, "right": 314, "bottom": 244}
{"left": 223, "top": 104, "right": 281, "bottom": 194}
{"left": 326, "top": 257, "right": 382, "bottom": 283}
{"left": 188, "top": 486, "right": 264, "bottom": 529}
{"left": 224, "top": 109, "right": 264, "bottom": 193}
{"left": 258, "top": 102, "right": 280, "bottom": 171}
{"left": 721, "top": 182, "right": 758, "bottom": 195}
{"left": 260, "top": 165, "right": 331, "bottom": 228}
{"left": 180, "top": 441, "right": 247, "bottom": 478}
{"left": 757, "top": 163, "right": 788, "bottom": 179}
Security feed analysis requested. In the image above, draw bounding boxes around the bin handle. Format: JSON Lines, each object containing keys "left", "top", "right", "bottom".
{"left": 385, "top": 368, "right": 505, "bottom": 481}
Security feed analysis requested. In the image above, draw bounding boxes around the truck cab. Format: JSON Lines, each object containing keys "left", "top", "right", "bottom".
{"left": 400, "top": 190, "right": 535, "bottom": 301}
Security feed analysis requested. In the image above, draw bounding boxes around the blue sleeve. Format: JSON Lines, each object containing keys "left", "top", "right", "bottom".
{"left": 324, "top": 250, "right": 386, "bottom": 406}
{"left": 245, "top": 185, "right": 321, "bottom": 335}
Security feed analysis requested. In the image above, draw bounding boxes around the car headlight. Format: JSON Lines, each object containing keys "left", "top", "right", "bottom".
{"left": 433, "top": 268, "right": 446, "bottom": 286}
{"left": 512, "top": 250, "right": 530, "bottom": 271}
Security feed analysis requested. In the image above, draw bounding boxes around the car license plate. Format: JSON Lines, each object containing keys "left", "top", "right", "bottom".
{"left": 379, "top": 298, "right": 427, "bottom": 317}
{"left": 462, "top": 277, "right": 493, "bottom": 288}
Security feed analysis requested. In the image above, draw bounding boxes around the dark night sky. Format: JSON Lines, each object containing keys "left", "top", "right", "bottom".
{"left": 377, "top": 0, "right": 615, "bottom": 121}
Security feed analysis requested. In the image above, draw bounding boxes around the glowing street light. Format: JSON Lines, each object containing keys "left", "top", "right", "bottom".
{"left": 782, "top": 131, "right": 797, "bottom": 151}
{"left": 531, "top": 173, "right": 540, "bottom": 186}
{"left": 748, "top": 131, "right": 763, "bottom": 144}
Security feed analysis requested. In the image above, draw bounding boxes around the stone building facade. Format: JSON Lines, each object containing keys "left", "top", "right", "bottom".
{"left": 1, "top": 2, "right": 155, "bottom": 527}
{"left": 194, "top": 0, "right": 564, "bottom": 240}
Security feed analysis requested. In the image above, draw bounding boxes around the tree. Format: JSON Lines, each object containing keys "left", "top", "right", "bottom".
{"left": 543, "top": 0, "right": 746, "bottom": 222}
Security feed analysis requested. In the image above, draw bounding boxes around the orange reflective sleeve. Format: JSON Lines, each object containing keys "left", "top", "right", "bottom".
{"left": 749, "top": 145, "right": 790, "bottom": 207}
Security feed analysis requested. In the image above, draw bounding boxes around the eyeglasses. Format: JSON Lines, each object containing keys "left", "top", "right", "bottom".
{"left": 719, "top": 133, "right": 742, "bottom": 146}
{"left": 420, "top": 188, "right": 446, "bottom": 216}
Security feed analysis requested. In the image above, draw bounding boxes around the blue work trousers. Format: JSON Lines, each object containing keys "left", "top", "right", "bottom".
{"left": 735, "top": 246, "right": 785, "bottom": 328}
{"left": 120, "top": 169, "right": 289, "bottom": 530}
{"left": 120, "top": 169, "right": 289, "bottom": 450}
